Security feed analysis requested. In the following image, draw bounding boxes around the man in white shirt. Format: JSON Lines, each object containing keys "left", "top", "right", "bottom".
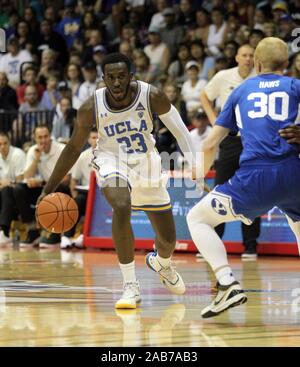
{"left": 78, "top": 62, "right": 98, "bottom": 107}
{"left": 0, "top": 37, "right": 33, "bottom": 89}
{"left": 200, "top": 44, "right": 261, "bottom": 259}
{"left": 61, "top": 128, "right": 98, "bottom": 249}
{"left": 12, "top": 124, "right": 71, "bottom": 248}
{"left": 148, "top": 0, "right": 168, "bottom": 30}
{"left": 0, "top": 132, "right": 25, "bottom": 246}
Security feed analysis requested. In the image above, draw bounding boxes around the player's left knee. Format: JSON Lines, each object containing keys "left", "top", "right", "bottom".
{"left": 187, "top": 203, "right": 206, "bottom": 228}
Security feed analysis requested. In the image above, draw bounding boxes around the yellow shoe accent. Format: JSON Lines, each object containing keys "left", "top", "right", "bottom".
{"left": 115, "top": 281, "right": 141, "bottom": 309}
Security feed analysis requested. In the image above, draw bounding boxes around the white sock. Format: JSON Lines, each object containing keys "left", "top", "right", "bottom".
{"left": 119, "top": 261, "right": 136, "bottom": 283}
{"left": 156, "top": 254, "right": 171, "bottom": 268}
{"left": 215, "top": 266, "right": 235, "bottom": 286}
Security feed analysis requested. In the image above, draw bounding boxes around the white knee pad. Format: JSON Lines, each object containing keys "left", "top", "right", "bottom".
{"left": 187, "top": 191, "right": 244, "bottom": 229}
{"left": 186, "top": 202, "right": 205, "bottom": 228}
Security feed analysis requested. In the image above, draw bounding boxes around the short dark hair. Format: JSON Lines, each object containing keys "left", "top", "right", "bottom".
{"left": 60, "top": 96, "right": 72, "bottom": 105}
{"left": 192, "top": 111, "right": 207, "bottom": 120}
{"left": 34, "top": 124, "right": 51, "bottom": 134}
{"left": 24, "top": 66, "right": 37, "bottom": 75}
{"left": 224, "top": 40, "right": 239, "bottom": 49}
{"left": 41, "top": 18, "right": 52, "bottom": 26}
{"left": 197, "top": 8, "right": 209, "bottom": 16}
{"left": 101, "top": 53, "right": 131, "bottom": 74}
{"left": 90, "top": 127, "right": 98, "bottom": 133}
{"left": 0, "top": 131, "right": 10, "bottom": 140}
{"left": 190, "top": 40, "right": 205, "bottom": 49}
{"left": 212, "top": 6, "right": 224, "bottom": 14}
{"left": 249, "top": 29, "right": 265, "bottom": 38}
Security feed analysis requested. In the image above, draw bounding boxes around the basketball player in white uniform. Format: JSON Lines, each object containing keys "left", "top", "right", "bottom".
{"left": 37, "top": 53, "right": 197, "bottom": 309}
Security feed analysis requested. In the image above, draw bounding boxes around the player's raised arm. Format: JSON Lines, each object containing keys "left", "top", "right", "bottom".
{"left": 150, "top": 86, "right": 197, "bottom": 167}
{"left": 40, "top": 96, "right": 94, "bottom": 197}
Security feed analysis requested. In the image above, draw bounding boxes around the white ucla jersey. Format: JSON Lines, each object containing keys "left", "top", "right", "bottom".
{"left": 93, "top": 81, "right": 157, "bottom": 161}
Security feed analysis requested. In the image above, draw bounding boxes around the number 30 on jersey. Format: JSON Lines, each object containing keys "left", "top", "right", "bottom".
{"left": 247, "top": 92, "right": 289, "bottom": 121}
{"left": 236, "top": 91, "right": 289, "bottom": 129}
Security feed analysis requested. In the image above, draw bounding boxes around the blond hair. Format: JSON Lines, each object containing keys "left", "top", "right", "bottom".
{"left": 254, "top": 37, "right": 288, "bottom": 71}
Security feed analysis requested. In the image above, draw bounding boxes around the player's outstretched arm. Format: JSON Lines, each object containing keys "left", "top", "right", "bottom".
{"left": 150, "top": 86, "right": 197, "bottom": 167}
{"left": 202, "top": 125, "right": 230, "bottom": 175}
{"left": 38, "top": 97, "right": 94, "bottom": 201}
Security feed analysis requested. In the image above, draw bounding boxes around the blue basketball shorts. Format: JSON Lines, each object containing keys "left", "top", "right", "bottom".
{"left": 214, "top": 157, "right": 300, "bottom": 223}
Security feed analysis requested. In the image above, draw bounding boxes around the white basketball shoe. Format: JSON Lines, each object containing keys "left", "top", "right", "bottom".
{"left": 146, "top": 252, "right": 185, "bottom": 295}
{"left": 115, "top": 281, "right": 141, "bottom": 309}
{"left": 0, "top": 230, "right": 12, "bottom": 247}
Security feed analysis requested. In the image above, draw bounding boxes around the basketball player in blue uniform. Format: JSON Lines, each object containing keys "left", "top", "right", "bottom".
{"left": 36, "top": 53, "right": 197, "bottom": 309}
{"left": 187, "top": 37, "right": 300, "bottom": 318}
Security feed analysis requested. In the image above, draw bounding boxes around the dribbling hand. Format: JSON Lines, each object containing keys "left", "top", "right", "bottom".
{"left": 191, "top": 166, "right": 210, "bottom": 194}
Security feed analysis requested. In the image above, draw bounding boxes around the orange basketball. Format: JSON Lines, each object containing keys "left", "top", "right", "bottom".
{"left": 37, "top": 193, "right": 79, "bottom": 233}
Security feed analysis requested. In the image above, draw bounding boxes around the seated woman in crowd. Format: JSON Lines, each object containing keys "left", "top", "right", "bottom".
{"left": 64, "top": 63, "right": 83, "bottom": 110}
{"left": 15, "top": 20, "right": 37, "bottom": 54}
{"left": 51, "top": 97, "right": 76, "bottom": 143}
{"left": 223, "top": 40, "right": 239, "bottom": 68}
{"left": 189, "top": 8, "right": 210, "bottom": 45}
{"left": 41, "top": 73, "right": 60, "bottom": 111}
{"left": 206, "top": 7, "right": 227, "bottom": 56}
{"left": 207, "top": 56, "right": 229, "bottom": 80}
{"left": 133, "top": 49, "right": 160, "bottom": 85}
{"left": 181, "top": 61, "right": 207, "bottom": 120}
{"left": 190, "top": 40, "right": 215, "bottom": 80}
{"left": 144, "top": 25, "right": 170, "bottom": 75}
{"left": 222, "top": 12, "right": 242, "bottom": 45}
{"left": 168, "top": 43, "right": 191, "bottom": 87}
{"left": 163, "top": 82, "right": 188, "bottom": 125}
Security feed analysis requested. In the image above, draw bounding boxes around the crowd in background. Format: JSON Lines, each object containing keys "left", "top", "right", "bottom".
{"left": 0, "top": 0, "right": 300, "bottom": 247}
{"left": 1, "top": 0, "right": 300, "bottom": 150}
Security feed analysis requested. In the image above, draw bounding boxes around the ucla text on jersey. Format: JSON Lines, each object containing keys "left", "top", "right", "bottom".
{"left": 94, "top": 81, "right": 156, "bottom": 158}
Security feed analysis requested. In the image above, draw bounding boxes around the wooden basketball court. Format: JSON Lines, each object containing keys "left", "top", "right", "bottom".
{"left": 0, "top": 247, "right": 299, "bottom": 347}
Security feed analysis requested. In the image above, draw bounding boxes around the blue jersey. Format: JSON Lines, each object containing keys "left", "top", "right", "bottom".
{"left": 216, "top": 73, "right": 300, "bottom": 165}
{"left": 57, "top": 16, "right": 81, "bottom": 49}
